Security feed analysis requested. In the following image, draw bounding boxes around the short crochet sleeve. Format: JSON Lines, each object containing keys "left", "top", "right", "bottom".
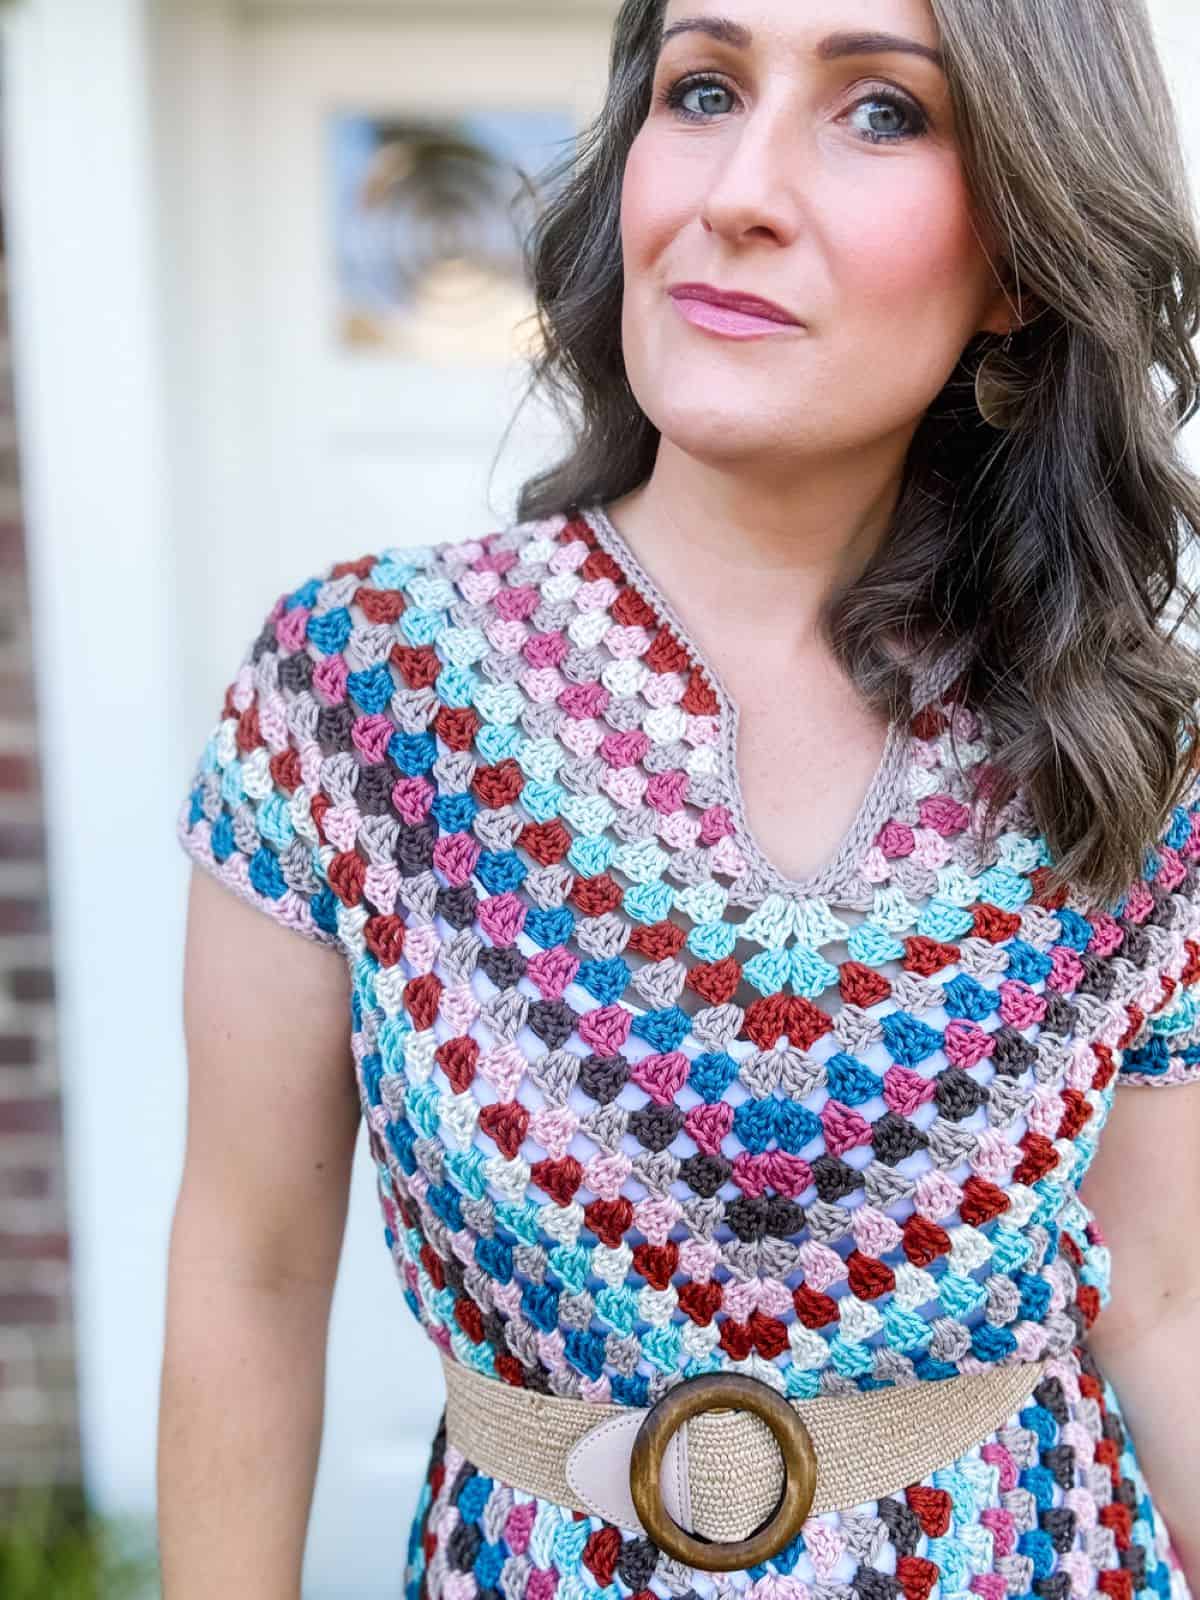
{"left": 175, "top": 565, "right": 346, "bottom": 951}
{"left": 1115, "top": 762, "right": 1200, "bottom": 1087}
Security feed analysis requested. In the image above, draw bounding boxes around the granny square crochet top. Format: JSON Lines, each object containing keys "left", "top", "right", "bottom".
{"left": 176, "top": 503, "right": 1200, "bottom": 1599}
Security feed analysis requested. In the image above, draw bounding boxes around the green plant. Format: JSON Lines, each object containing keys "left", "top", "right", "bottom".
{"left": 0, "top": 1480, "right": 159, "bottom": 1598}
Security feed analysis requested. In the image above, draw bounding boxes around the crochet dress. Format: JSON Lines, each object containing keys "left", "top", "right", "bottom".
{"left": 176, "top": 503, "right": 1200, "bottom": 1600}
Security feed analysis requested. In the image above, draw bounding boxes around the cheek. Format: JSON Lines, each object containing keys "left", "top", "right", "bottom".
{"left": 826, "top": 164, "right": 986, "bottom": 313}
{"left": 618, "top": 136, "right": 643, "bottom": 246}
{"left": 620, "top": 132, "right": 682, "bottom": 264}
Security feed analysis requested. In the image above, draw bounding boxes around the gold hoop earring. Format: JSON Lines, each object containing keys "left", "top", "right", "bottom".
{"left": 974, "top": 327, "right": 1021, "bottom": 431}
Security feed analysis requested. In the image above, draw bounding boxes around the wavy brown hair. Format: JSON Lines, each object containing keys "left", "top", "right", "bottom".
{"left": 502, "top": 0, "right": 1200, "bottom": 911}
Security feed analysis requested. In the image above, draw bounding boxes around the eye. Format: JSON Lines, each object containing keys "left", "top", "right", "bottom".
{"left": 847, "top": 88, "right": 929, "bottom": 145}
{"left": 658, "top": 72, "right": 739, "bottom": 123}
{"left": 656, "top": 71, "right": 930, "bottom": 145}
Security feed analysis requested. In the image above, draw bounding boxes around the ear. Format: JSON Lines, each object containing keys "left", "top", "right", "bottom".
{"left": 979, "top": 262, "right": 1041, "bottom": 337}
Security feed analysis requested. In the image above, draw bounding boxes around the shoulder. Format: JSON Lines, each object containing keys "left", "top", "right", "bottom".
{"left": 220, "top": 512, "right": 589, "bottom": 775}
{"left": 260, "top": 507, "right": 618, "bottom": 725}
{"left": 271, "top": 508, "right": 591, "bottom": 650}
{"left": 238, "top": 513, "right": 569, "bottom": 683}
{"left": 1108, "top": 748, "right": 1200, "bottom": 1086}
{"left": 177, "top": 510, "right": 596, "bottom": 951}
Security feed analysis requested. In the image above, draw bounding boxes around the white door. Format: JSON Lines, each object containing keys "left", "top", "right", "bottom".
{"left": 244, "top": 11, "right": 615, "bottom": 576}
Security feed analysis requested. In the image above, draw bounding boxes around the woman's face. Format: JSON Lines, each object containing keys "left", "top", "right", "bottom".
{"left": 619, "top": 0, "right": 1015, "bottom": 477}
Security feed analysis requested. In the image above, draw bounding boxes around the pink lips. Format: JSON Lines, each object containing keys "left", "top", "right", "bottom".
{"left": 668, "top": 282, "right": 802, "bottom": 340}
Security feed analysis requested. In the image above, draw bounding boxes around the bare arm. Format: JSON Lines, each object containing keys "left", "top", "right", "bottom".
{"left": 1078, "top": 1083, "right": 1200, "bottom": 1586}
{"left": 157, "top": 867, "right": 361, "bottom": 1598}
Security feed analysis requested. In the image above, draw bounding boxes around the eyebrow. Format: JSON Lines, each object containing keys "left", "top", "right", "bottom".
{"left": 657, "top": 17, "right": 946, "bottom": 72}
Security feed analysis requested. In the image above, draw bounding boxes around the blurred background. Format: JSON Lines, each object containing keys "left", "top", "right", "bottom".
{"left": 0, "top": 0, "right": 1197, "bottom": 1594}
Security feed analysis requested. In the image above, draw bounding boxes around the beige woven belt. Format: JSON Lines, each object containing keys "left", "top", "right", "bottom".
{"left": 440, "top": 1351, "right": 1047, "bottom": 1572}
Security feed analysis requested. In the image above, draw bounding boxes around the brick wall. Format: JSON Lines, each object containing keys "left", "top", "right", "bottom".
{"left": 0, "top": 199, "right": 80, "bottom": 1494}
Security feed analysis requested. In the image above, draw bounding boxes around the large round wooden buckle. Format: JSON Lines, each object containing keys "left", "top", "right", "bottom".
{"left": 628, "top": 1373, "right": 818, "bottom": 1571}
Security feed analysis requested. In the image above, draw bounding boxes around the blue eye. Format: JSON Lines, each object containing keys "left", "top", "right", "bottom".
{"left": 657, "top": 72, "right": 929, "bottom": 145}
{"left": 662, "top": 74, "right": 737, "bottom": 122}
{"left": 849, "top": 90, "right": 929, "bottom": 144}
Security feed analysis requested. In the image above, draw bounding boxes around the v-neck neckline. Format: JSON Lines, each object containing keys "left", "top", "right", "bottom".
{"left": 578, "top": 500, "right": 970, "bottom": 907}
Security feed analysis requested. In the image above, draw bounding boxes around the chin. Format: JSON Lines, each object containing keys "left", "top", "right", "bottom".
{"left": 646, "top": 406, "right": 788, "bottom": 461}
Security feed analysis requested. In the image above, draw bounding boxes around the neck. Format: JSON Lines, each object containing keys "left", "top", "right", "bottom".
{"left": 603, "top": 434, "right": 913, "bottom": 642}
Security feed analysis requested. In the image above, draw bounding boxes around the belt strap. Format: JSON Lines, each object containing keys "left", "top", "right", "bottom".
{"left": 440, "top": 1351, "right": 1046, "bottom": 1538}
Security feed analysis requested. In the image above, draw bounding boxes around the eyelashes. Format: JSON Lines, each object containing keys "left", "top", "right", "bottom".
{"left": 655, "top": 71, "right": 930, "bottom": 145}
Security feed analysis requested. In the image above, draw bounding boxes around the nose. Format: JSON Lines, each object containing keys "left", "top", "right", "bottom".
{"left": 698, "top": 91, "right": 807, "bottom": 247}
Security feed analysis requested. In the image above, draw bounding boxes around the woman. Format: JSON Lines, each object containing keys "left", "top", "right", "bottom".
{"left": 160, "top": 0, "right": 1200, "bottom": 1595}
